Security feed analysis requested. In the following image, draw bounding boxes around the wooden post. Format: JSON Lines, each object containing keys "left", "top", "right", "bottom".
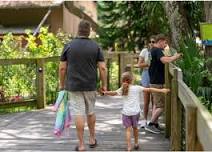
{"left": 165, "top": 63, "right": 171, "bottom": 138}
{"left": 118, "top": 53, "right": 126, "bottom": 87}
{"left": 36, "top": 58, "right": 46, "bottom": 109}
{"left": 171, "top": 68, "right": 182, "bottom": 150}
{"left": 106, "top": 58, "right": 111, "bottom": 90}
{"left": 186, "top": 105, "right": 197, "bottom": 150}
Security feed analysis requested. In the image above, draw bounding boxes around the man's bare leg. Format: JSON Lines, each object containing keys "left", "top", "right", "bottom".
{"left": 75, "top": 115, "right": 85, "bottom": 151}
{"left": 87, "top": 113, "right": 96, "bottom": 145}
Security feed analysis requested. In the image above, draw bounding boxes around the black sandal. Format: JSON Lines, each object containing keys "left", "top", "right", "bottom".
{"left": 75, "top": 146, "right": 79, "bottom": 151}
{"left": 134, "top": 145, "right": 139, "bottom": 150}
{"left": 89, "top": 139, "right": 97, "bottom": 148}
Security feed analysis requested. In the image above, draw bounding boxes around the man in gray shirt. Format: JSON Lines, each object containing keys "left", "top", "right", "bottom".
{"left": 59, "top": 20, "right": 107, "bottom": 151}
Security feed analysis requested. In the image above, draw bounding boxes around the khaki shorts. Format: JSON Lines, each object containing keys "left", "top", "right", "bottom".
{"left": 150, "top": 84, "right": 165, "bottom": 108}
{"left": 68, "top": 91, "right": 96, "bottom": 116}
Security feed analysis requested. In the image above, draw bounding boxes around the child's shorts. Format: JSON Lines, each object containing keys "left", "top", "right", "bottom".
{"left": 122, "top": 113, "right": 140, "bottom": 128}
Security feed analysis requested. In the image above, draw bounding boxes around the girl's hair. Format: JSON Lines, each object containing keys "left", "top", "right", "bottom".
{"left": 121, "top": 72, "right": 133, "bottom": 96}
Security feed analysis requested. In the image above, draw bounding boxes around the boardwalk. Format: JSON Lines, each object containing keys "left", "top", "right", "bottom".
{"left": 0, "top": 96, "right": 170, "bottom": 151}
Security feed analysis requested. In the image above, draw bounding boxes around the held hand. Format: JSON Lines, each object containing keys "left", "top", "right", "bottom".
{"left": 101, "top": 86, "right": 107, "bottom": 92}
{"left": 99, "top": 87, "right": 107, "bottom": 96}
{"left": 162, "top": 88, "right": 170, "bottom": 94}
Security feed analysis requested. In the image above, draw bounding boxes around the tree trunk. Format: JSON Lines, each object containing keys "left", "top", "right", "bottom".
{"left": 163, "top": 1, "right": 191, "bottom": 48}
{"left": 204, "top": 1, "right": 212, "bottom": 71}
{"left": 204, "top": 1, "right": 212, "bottom": 23}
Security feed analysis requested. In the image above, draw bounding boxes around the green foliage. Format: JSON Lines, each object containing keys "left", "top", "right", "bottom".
{"left": 97, "top": 1, "right": 169, "bottom": 51}
{"left": 177, "top": 38, "right": 212, "bottom": 112}
{"left": 182, "top": 1, "right": 204, "bottom": 31}
{"left": 0, "top": 27, "right": 71, "bottom": 104}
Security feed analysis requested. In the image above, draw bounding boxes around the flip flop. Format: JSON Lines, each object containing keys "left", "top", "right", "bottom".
{"left": 89, "top": 139, "right": 97, "bottom": 148}
{"left": 134, "top": 145, "right": 140, "bottom": 150}
{"left": 75, "top": 146, "right": 79, "bottom": 151}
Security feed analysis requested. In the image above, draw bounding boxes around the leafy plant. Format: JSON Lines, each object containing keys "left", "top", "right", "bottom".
{"left": 177, "top": 38, "right": 212, "bottom": 112}
{"left": 0, "top": 27, "right": 71, "bottom": 105}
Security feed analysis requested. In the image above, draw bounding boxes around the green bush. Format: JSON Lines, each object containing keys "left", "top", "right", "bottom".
{"left": 177, "top": 38, "right": 212, "bottom": 112}
{"left": 0, "top": 27, "right": 71, "bottom": 105}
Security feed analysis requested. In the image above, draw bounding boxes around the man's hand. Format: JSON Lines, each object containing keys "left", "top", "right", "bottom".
{"left": 175, "top": 53, "right": 183, "bottom": 60}
{"left": 161, "top": 88, "right": 170, "bottom": 94}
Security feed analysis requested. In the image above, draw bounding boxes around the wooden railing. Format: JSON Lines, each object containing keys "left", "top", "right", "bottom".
{"left": 165, "top": 63, "right": 212, "bottom": 151}
{"left": 104, "top": 52, "right": 138, "bottom": 89}
{"left": 0, "top": 52, "right": 137, "bottom": 109}
{"left": 0, "top": 56, "right": 59, "bottom": 109}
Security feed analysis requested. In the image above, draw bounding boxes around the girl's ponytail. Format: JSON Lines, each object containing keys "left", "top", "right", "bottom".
{"left": 121, "top": 72, "right": 133, "bottom": 96}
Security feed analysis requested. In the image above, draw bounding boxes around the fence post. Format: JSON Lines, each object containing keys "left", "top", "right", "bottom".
{"left": 36, "top": 58, "right": 46, "bottom": 109}
{"left": 118, "top": 53, "right": 126, "bottom": 87}
{"left": 171, "top": 68, "right": 182, "bottom": 150}
{"left": 165, "top": 63, "right": 171, "bottom": 138}
{"left": 186, "top": 105, "right": 197, "bottom": 150}
{"left": 106, "top": 58, "right": 111, "bottom": 90}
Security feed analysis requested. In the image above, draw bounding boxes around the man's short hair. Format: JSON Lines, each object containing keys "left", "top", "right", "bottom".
{"left": 78, "top": 20, "right": 91, "bottom": 37}
{"left": 155, "top": 34, "right": 167, "bottom": 42}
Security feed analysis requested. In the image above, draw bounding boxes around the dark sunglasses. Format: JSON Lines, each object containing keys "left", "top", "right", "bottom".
{"left": 150, "top": 41, "right": 155, "bottom": 43}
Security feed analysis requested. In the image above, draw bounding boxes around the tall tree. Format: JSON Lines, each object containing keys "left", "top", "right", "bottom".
{"left": 203, "top": 1, "right": 212, "bottom": 70}
{"left": 163, "top": 1, "right": 204, "bottom": 48}
{"left": 204, "top": 1, "right": 212, "bottom": 23}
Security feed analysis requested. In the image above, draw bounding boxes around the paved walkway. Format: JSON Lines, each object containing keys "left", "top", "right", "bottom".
{"left": 0, "top": 96, "right": 170, "bottom": 151}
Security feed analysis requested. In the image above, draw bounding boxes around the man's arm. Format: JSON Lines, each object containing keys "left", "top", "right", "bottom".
{"left": 59, "top": 61, "right": 67, "bottom": 90}
{"left": 160, "top": 53, "right": 182, "bottom": 64}
{"left": 97, "top": 61, "right": 107, "bottom": 91}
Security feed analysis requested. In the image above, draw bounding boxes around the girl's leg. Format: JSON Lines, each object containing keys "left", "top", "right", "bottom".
{"left": 133, "top": 127, "right": 139, "bottom": 146}
{"left": 125, "top": 127, "right": 131, "bottom": 151}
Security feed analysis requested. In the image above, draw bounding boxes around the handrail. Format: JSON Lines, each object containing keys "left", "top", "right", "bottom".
{"left": 165, "top": 63, "right": 212, "bottom": 151}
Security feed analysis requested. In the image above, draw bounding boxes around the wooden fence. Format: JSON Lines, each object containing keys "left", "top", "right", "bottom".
{"left": 0, "top": 52, "right": 137, "bottom": 109}
{"left": 165, "top": 63, "right": 212, "bottom": 151}
{"left": 0, "top": 56, "right": 59, "bottom": 109}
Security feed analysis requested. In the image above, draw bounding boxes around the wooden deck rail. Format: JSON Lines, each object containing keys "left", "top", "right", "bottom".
{"left": 165, "top": 63, "right": 212, "bottom": 151}
{"left": 0, "top": 57, "right": 59, "bottom": 109}
{"left": 0, "top": 53, "right": 136, "bottom": 109}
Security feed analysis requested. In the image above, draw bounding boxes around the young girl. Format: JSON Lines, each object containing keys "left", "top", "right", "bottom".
{"left": 102, "top": 72, "right": 169, "bottom": 151}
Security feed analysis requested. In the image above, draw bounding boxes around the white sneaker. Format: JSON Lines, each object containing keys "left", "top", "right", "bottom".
{"left": 139, "top": 120, "right": 147, "bottom": 128}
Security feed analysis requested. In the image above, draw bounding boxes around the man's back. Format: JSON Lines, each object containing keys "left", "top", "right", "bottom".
{"left": 60, "top": 37, "right": 104, "bottom": 91}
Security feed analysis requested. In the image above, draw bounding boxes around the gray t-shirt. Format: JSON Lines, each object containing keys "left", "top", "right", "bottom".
{"left": 60, "top": 37, "right": 104, "bottom": 91}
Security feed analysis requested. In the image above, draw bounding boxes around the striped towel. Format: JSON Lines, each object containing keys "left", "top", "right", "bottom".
{"left": 53, "top": 90, "right": 71, "bottom": 137}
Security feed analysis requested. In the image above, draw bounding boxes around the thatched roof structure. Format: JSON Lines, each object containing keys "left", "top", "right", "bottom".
{"left": 0, "top": 0, "right": 63, "bottom": 9}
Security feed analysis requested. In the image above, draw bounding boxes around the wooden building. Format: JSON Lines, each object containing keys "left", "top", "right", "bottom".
{"left": 0, "top": 1, "right": 97, "bottom": 37}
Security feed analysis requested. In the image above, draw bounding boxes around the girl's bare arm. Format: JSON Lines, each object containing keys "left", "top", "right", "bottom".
{"left": 143, "top": 88, "right": 170, "bottom": 94}
{"left": 103, "top": 91, "right": 118, "bottom": 96}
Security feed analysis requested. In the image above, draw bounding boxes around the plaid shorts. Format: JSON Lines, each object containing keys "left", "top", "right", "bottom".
{"left": 68, "top": 91, "right": 96, "bottom": 116}
{"left": 150, "top": 84, "right": 165, "bottom": 108}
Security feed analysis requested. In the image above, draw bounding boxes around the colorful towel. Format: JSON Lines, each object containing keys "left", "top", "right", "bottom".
{"left": 53, "top": 90, "right": 71, "bottom": 137}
